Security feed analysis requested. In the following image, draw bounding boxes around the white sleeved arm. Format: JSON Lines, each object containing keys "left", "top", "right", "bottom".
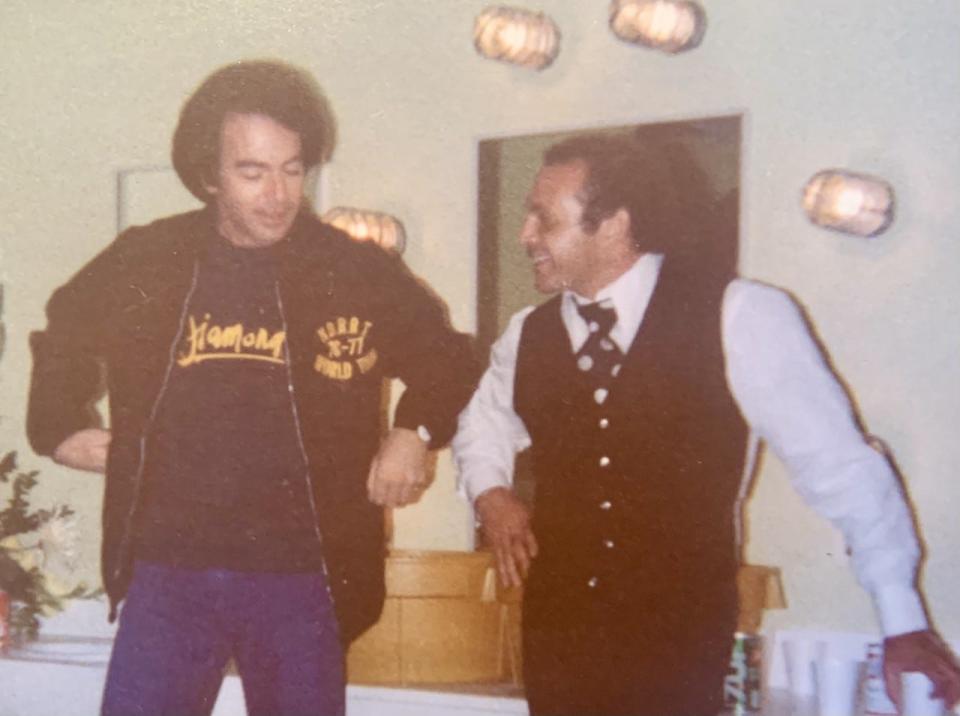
{"left": 722, "top": 280, "right": 926, "bottom": 636}
{"left": 453, "top": 307, "right": 535, "bottom": 504}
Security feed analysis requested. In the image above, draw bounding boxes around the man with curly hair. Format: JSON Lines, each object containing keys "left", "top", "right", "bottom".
{"left": 28, "top": 60, "right": 478, "bottom": 716}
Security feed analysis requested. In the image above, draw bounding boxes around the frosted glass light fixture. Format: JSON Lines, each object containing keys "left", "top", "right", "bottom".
{"left": 802, "top": 170, "right": 894, "bottom": 237}
{"left": 322, "top": 207, "right": 407, "bottom": 254}
{"left": 609, "top": 0, "right": 706, "bottom": 53}
{"left": 474, "top": 6, "right": 561, "bottom": 70}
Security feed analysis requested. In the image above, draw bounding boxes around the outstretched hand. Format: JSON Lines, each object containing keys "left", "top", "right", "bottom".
{"left": 475, "top": 486, "right": 538, "bottom": 588}
{"left": 53, "top": 428, "right": 111, "bottom": 473}
{"left": 883, "top": 629, "right": 960, "bottom": 709}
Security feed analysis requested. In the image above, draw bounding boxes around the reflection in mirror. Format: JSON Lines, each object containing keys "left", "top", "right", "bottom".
{"left": 476, "top": 115, "right": 741, "bottom": 507}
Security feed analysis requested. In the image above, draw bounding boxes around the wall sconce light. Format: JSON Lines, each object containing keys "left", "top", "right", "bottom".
{"left": 609, "top": 0, "right": 706, "bottom": 54}
{"left": 802, "top": 170, "right": 895, "bottom": 237}
{"left": 322, "top": 207, "right": 407, "bottom": 254}
{"left": 474, "top": 6, "right": 561, "bottom": 70}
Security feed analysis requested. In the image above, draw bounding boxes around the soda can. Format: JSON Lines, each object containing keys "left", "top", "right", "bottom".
{"left": 0, "top": 590, "right": 9, "bottom": 650}
{"left": 863, "top": 642, "right": 897, "bottom": 714}
{"left": 723, "top": 632, "right": 763, "bottom": 714}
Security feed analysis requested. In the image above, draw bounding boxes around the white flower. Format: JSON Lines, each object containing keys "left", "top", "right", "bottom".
{"left": 38, "top": 512, "right": 80, "bottom": 579}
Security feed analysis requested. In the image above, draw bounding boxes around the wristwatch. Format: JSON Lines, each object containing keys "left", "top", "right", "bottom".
{"left": 416, "top": 425, "right": 432, "bottom": 444}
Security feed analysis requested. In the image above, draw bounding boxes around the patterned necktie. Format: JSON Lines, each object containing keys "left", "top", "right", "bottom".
{"left": 575, "top": 301, "right": 623, "bottom": 405}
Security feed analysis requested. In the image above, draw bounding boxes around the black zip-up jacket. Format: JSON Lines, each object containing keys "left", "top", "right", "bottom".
{"left": 27, "top": 207, "right": 479, "bottom": 644}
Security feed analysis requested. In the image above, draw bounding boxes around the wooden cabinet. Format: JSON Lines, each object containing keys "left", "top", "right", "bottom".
{"left": 347, "top": 552, "right": 784, "bottom": 686}
{"left": 347, "top": 550, "right": 518, "bottom": 685}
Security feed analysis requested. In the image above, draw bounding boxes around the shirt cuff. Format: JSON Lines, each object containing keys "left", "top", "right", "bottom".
{"left": 459, "top": 468, "right": 512, "bottom": 505}
{"left": 873, "top": 584, "right": 928, "bottom": 636}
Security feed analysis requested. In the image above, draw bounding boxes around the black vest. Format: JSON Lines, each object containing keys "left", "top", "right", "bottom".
{"left": 514, "top": 261, "right": 749, "bottom": 634}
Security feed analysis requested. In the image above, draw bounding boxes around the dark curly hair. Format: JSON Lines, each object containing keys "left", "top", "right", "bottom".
{"left": 172, "top": 59, "right": 336, "bottom": 202}
{"left": 542, "top": 130, "right": 733, "bottom": 273}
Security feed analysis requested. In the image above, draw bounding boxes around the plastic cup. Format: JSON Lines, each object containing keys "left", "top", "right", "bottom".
{"left": 901, "top": 671, "right": 946, "bottom": 716}
{"left": 784, "top": 639, "right": 818, "bottom": 696}
{"left": 814, "top": 657, "right": 863, "bottom": 716}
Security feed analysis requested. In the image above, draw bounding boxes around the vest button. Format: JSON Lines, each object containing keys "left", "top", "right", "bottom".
{"left": 603, "top": 539, "right": 615, "bottom": 549}
{"left": 599, "top": 456, "right": 611, "bottom": 468}
{"left": 598, "top": 418, "right": 610, "bottom": 429}
{"left": 587, "top": 577, "right": 599, "bottom": 588}
{"left": 599, "top": 500, "right": 612, "bottom": 510}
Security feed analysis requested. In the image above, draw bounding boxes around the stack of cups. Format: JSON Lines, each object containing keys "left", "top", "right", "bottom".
{"left": 865, "top": 642, "right": 947, "bottom": 715}
{"left": 864, "top": 642, "right": 898, "bottom": 714}
{"left": 783, "top": 639, "right": 865, "bottom": 716}
{"left": 814, "top": 644, "right": 864, "bottom": 716}
{"left": 901, "top": 672, "right": 947, "bottom": 716}
{"left": 784, "top": 638, "right": 818, "bottom": 701}
{"left": 785, "top": 639, "right": 949, "bottom": 715}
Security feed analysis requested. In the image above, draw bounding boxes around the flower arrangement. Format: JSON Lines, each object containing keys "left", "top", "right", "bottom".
{"left": 0, "top": 285, "right": 100, "bottom": 643}
{"left": 0, "top": 451, "right": 100, "bottom": 642}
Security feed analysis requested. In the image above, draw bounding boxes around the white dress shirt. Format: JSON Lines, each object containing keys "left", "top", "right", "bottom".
{"left": 453, "top": 254, "right": 926, "bottom": 637}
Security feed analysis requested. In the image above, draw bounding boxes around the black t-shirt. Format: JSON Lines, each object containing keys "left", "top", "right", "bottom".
{"left": 135, "top": 232, "right": 323, "bottom": 572}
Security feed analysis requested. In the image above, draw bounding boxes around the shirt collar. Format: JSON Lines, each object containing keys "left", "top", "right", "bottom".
{"left": 562, "top": 253, "right": 664, "bottom": 351}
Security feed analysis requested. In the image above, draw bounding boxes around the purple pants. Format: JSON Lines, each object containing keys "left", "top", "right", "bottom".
{"left": 101, "top": 561, "right": 345, "bottom": 716}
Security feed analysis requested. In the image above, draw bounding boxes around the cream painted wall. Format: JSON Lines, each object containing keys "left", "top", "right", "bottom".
{"left": 1, "top": 1, "right": 957, "bottom": 639}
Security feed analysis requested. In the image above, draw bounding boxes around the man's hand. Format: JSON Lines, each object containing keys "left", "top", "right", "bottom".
{"left": 475, "top": 486, "right": 538, "bottom": 589}
{"left": 367, "top": 427, "right": 430, "bottom": 507}
{"left": 883, "top": 629, "right": 960, "bottom": 709}
{"left": 52, "top": 428, "right": 111, "bottom": 473}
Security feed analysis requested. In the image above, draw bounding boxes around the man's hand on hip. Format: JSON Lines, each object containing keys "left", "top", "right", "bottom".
{"left": 475, "top": 486, "right": 538, "bottom": 589}
{"left": 53, "top": 428, "right": 111, "bottom": 473}
{"left": 883, "top": 629, "right": 960, "bottom": 709}
{"left": 367, "top": 427, "right": 430, "bottom": 507}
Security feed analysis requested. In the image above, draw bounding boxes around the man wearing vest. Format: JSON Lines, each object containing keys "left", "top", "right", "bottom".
{"left": 27, "top": 60, "right": 478, "bottom": 715}
{"left": 453, "top": 132, "right": 960, "bottom": 715}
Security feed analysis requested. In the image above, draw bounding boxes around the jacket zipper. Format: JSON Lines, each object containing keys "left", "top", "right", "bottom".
{"left": 112, "top": 260, "right": 201, "bottom": 585}
{"left": 274, "top": 281, "right": 338, "bottom": 611}
{"left": 111, "top": 266, "right": 338, "bottom": 621}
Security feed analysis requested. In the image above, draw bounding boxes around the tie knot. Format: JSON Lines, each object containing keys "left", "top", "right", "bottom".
{"left": 576, "top": 301, "right": 617, "bottom": 335}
